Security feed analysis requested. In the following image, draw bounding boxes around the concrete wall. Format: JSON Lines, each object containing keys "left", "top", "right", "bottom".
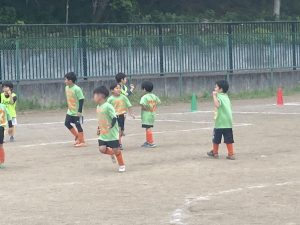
{"left": 17, "top": 70, "right": 300, "bottom": 106}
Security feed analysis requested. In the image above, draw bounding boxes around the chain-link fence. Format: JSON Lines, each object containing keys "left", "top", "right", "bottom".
{"left": 1, "top": 28, "right": 300, "bottom": 81}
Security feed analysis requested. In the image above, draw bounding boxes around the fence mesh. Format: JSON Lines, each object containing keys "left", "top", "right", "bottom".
{"left": 0, "top": 25, "right": 300, "bottom": 81}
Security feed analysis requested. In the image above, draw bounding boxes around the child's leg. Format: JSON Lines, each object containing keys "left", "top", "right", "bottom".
{"left": 146, "top": 128, "right": 154, "bottom": 144}
{"left": 74, "top": 117, "right": 85, "bottom": 144}
{"left": 212, "top": 129, "right": 222, "bottom": 155}
{"left": 0, "top": 127, "right": 5, "bottom": 164}
{"left": 224, "top": 128, "right": 235, "bottom": 156}
{"left": 99, "top": 145, "right": 114, "bottom": 155}
{"left": 113, "top": 148, "right": 125, "bottom": 166}
{"left": 0, "top": 144, "right": 4, "bottom": 164}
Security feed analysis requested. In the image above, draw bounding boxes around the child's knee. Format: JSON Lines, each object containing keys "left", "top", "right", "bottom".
{"left": 75, "top": 121, "right": 83, "bottom": 132}
{"left": 99, "top": 146, "right": 106, "bottom": 154}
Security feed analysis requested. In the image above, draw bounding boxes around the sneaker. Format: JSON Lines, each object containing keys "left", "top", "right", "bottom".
{"left": 10, "top": 136, "right": 15, "bottom": 142}
{"left": 118, "top": 165, "right": 126, "bottom": 172}
{"left": 141, "top": 142, "right": 157, "bottom": 148}
{"left": 226, "top": 155, "right": 236, "bottom": 160}
{"left": 141, "top": 142, "right": 149, "bottom": 147}
{"left": 119, "top": 144, "right": 124, "bottom": 150}
{"left": 74, "top": 142, "right": 87, "bottom": 148}
{"left": 207, "top": 150, "right": 219, "bottom": 159}
{"left": 0, "top": 164, "right": 5, "bottom": 169}
{"left": 111, "top": 155, "right": 117, "bottom": 164}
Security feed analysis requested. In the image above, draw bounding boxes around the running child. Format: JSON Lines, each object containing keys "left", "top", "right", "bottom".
{"left": 94, "top": 86, "right": 125, "bottom": 172}
{"left": 107, "top": 82, "right": 135, "bottom": 150}
{"left": 140, "top": 81, "right": 161, "bottom": 148}
{"left": 1, "top": 82, "right": 17, "bottom": 142}
{"left": 207, "top": 80, "right": 235, "bottom": 160}
{"left": 0, "top": 103, "right": 13, "bottom": 168}
{"left": 115, "top": 72, "right": 135, "bottom": 96}
{"left": 64, "top": 72, "right": 86, "bottom": 147}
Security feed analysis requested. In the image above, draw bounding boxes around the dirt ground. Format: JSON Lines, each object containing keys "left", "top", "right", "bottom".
{"left": 1, "top": 94, "right": 300, "bottom": 225}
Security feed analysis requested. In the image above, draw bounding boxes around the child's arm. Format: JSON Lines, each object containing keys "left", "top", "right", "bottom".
{"left": 7, "top": 91, "right": 17, "bottom": 105}
{"left": 212, "top": 91, "right": 220, "bottom": 108}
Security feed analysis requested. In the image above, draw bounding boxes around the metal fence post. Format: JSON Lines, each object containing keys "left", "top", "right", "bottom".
{"left": 15, "top": 39, "right": 21, "bottom": 95}
{"left": 178, "top": 34, "right": 183, "bottom": 97}
{"left": 81, "top": 26, "right": 88, "bottom": 79}
{"left": 127, "top": 35, "right": 133, "bottom": 81}
{"left": 73, "top": 37, "right": 79, "bottom": 75}
{"left": 227, "top": 23, "right": 233, "bottom": 74}
{"left": 291, "top": 22, "right": 296, "bottom": 70}
{"left": 270, "top": 33, "right": 275, "bottom": 87}
{"left": 158, "top": 24, "right": 164, "bottom": 76}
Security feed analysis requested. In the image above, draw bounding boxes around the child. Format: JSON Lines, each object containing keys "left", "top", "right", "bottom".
{"left": 207, "top": 80, "right": 235, "bottom": 160}
{"left": 140, "top": 81, "right": 161, "bottom": 148}
{"left": 0, "top": 103, "right": 13, "bottom": 168}
{"left": 107, "top": 82, "right": 135, "bottom": 150}
{"left": 115, "top": 72, "right": 135, "bottom": 96}
{"left": 64, "top": 72, "right": 86, "bottom": 147}
{"left": 94, "top": 86, "right": 126, "bottom": 172}
{"left": 1, "top": 82, "right": 17, "bottom": 142}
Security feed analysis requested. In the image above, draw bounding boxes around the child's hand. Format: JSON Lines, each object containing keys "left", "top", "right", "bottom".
{"left": 77, "top": 112, "right": 82, "bottom": 117}
{"left": 212, "top": 91, "right": 218, "bottom": 96}
{"left": 97, "top": 127, "right": 101, "bottom": 135}
{"left": 130, "top": 84, "right": 135, "bottom": 91}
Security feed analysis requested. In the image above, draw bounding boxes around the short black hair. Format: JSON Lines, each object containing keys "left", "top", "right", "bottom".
{"left": 141, "top": 81, "right": 154, "bottom": 92}
{"left": 2, "top": 81, "right": 14, "bottom": 90}
{"left": 115, "top": 72, "right": 126, "bottom": 83}
{"left": 110, "top": 82, "right": 120, "bottom": 90}
{"left": 216, "top": 80, "right": 229, "bottom": 93}
{"left": 65, "top": 72, "right": 77, "bottom": 83}
{"left": 93, "top": 86, "right": 109, "bottom": 98}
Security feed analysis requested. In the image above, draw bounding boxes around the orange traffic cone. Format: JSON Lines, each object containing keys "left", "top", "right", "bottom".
{"left": 277, "top": 87, "right": 284, "bottom": 106}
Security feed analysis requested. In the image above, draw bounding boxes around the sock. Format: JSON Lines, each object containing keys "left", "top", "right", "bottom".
{"left": 0, "top": 147, "right": 5, "bottom": 164}
{"left": 115, "top": 150, "right": 125, "bottom": 166}
{"left": 104, "top": 147, "right": 114, "bottom": 155}
{"left": 213, "top": 143, "right": 219, "bottom": 155}
{"left": 146, "top": 129, "right": 154, "bottom": 144}
{"left": 226, "top": 144, "right": 234, "bottom": 156}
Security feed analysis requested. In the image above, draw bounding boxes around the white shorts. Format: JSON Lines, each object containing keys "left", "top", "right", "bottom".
{"left": 12, "top": 118, "right": 17, "bottom": 126}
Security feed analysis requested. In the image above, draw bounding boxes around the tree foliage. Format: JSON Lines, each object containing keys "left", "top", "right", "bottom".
{"left": 0, "top": 0, "right": 299, "bottom": 24}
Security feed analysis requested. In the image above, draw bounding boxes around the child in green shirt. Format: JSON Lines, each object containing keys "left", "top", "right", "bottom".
{"left": 64, "top": 72, "right": 86, "bottom": 147}
{"left": 140, "top": 81, "right": 161, "bottom": 148}
{"left": 207, "top": 80, "right": 235, "bottom": 160}
{"left": 1, "top": 82, "right": 17, "bottom": 142}
{"left": 107, "top": 82, "right": 135, "bottom": 150}
{"left": 115, "top": 72, "right": 135, "bottom": 96}
{"left": 0, "top": 103, "right": 13, "bottom": 168}
{"left": 94, "top": 86, "right": 126, "bottom": 173}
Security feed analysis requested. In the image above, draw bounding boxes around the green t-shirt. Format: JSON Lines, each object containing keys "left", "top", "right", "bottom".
{"left": 1, "top": 92, "right": 17, "bottom": 118}
{"left": 107, "top": 95, "right": 132, "bottom": 115}
{"left": 214, "top": 93, "right": 233, "bottom": 128}
{"left": 0, "top": 103, "right": 11, "bottom": 128}
{"left": 97, "top": 102, "right": 119, "bottom": 141}
{"left": 65, "top": 85, "right": 85, "bottom": 116}
{"left": 140, "top": 93, "right": 161, "bottom": 126}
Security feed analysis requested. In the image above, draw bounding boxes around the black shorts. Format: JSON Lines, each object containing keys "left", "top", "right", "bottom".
{"left": 98, "top": 140, "right": 120, "bottom": 149}
{"left": 213, "top": 128, "right": 234, "bottom": 144}
{"left": 0, "top": 127, "right": 4, "bottom": 144}
{"left": 142, "top": 124, "right": 153, "bottom": 129}
{"left": 117, "top": 114, "right": 125, "bottom": 131}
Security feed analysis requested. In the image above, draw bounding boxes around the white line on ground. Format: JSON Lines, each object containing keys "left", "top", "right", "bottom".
{"left": 170, "top": 181, "right": 300, "bottom": 225}
{"left": 19, "top": 123, "right": 252, "bottom": 148}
